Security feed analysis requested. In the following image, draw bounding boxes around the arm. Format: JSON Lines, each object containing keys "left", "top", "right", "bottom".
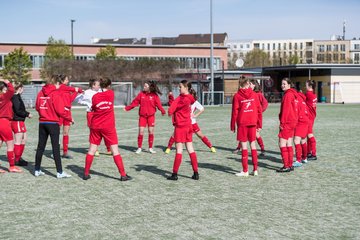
{"left": 230, "top": 95, "right": 239, "bottom": 132}
{"left": 168, "top": 97, "right": 180, "bottom": 116}
{"left": 193, "top": 101, "right": 204, "bottom": 118}
{"left": 155, "top": 95, "right": 166, "bottom": 115}
{"left": 2, "top": 80, "right": 15, "bottom": 100}
{"left": 260, "top": 93, "right": 268, "bottom": 112}
{"left": 53, "top": 94, "right": 73, "bottom": 122}
{"left": 256, "top": 97, "right": 263, "bottom": 129}
{"left": 124, "top": 93, "right": 141, "bottom": 111}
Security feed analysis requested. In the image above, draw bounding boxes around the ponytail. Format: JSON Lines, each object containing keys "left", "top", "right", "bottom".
{"left": 147, "top": 80, "right": 162, "bottom": 95}
{"left": 180, "top": 79, "right": 197, "bottom": 100}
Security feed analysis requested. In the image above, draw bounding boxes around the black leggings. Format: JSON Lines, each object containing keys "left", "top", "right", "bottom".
{"left": 35, "top": 123, "right": 62, "bottom": 173}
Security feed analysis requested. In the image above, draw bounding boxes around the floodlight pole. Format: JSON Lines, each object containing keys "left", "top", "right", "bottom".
{"left": 210, "top": 0, "right": 214, "bottom": 105}
{"left": 71, "top": 19, "right": 76, "bottom": 56}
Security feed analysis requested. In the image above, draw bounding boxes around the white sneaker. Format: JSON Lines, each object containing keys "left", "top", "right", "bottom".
{"left": 235, "top": 171, "right": 249, "bottom": 177}
{"left": 57, "top": 171, "right": 71, "bottom": 179}
{"left": 34, "top": 170, "right": 45, "bottom": 177}
{"left": 148, "top": 148, "right": 156, "bottom": 154}
{"left": 252, "top": 170, "right": 258, "bottom": 176}
{"left": 135, "top": 148, "right": 142, "bottom": 154}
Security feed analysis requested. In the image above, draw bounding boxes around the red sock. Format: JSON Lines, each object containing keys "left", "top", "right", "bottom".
{"left": 14, "top": 144, "right": 21, "bottom": 162}
{"left": 148, "top": 134, "right": 154, "bottom": 148}
{"left": 113, "top": 154, "right": 126, "bottom": 177}
{"left": 7, "top": 151, "right": 15, "bottom": 167}
{"left": 201, "top": 136, "right": 212, "bottom": 148}
{"left": 237, "top": 142, "right": 241, "bottom": 149}
{"left": 295, "top": 144, "right": 302, "bottom": 162}
{"left": 287, "top": 146, "right": 294, "bottom": 167}
{"left": 256, "top": 136, "right": 265, "bottom": 151}
{"left": 280, "top": 147, "right": 289, "bottom": 168}
{"left": 173, "top": 153, "right": 182, "bottom": 174}
{"left": 307, "top": 138, "right": 312, "bottom": 155}
{"left": 309, "top": 137, "right": 316, "bottom": 156}
{"left": 137, "top": 135, "right": 143, "bottom": 148}
{"left": 20, "top": 144, "right": 25, "bottom": 159}
{"left": 251, "top": 149, "right": 258, "bottom": 171}
{"left": 241, "top": 149, "right": 249, "bottom": 172}
{"left": 63, "top": 135, "right": 69, "bottom": 154}
{"left": 106, "top": 145, "right": 111, "bottom": 152}
{"left": 189, "top": 152, "right": 198, "bottom": 172}
{"left": 167, "top": 136, "right": 175, "bottom": 149}
{"left": 84, "top": 154, "right": 94, "bottom": 176}
{"left": 301, "top": 143, "right": 308, "bottom": 160}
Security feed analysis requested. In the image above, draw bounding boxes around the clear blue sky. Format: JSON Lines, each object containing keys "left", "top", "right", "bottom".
{"left": 1, "top": 0, "right": 359, "bottom": 44}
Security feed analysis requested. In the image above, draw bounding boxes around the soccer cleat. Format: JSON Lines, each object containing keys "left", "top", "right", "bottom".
{"left": 62, "top": 153, "right": 73, "bottom": 159}
{"left": 293, "top": 161, "right": 302, "bottom": 167}
{"left": 167, "top": 173, "right": 178, "bottom": 180}
{"left": 57, "top": 171, "right": 71, "bottom": 179}
{"left": 235, "top": 171, "right": 249, "bottom": 177}
{"left": 308, "top": 155, "right": 317, "bottom": 161}
{"left": 233, "top": 148, "right": 240, "bottom": 154}
{"left": 94, "top": 151, "right": 100, "bottom": 157}
{"left": 259, "top": 150, "right": 265, "bottom": 156}
{"left": 16, "top": 159, "right": 28, "bottom": 166}
{"left": 276, "top": 167, "right": 291, "bottom": 173}
{"left": 148, "top": 148, "right": 156, "bottom": 154}
{"left": 289, "top": 166, "right": 295, "bottom": 171}
{"left": 120, "top": 175, "right": 132, "bottom": 181}
{"left": 191, "top": 172, "right": 199, "bottom": 180}
{"left": 302, "top": 159, "right": 308, "bottom": 164}
{"left": 210, "top": 147, "right": 216, "bottom": 153}
{"left": 135, "top": 148, "right": 142, "bottom": 154}
{"left": 34, "top": 170, "right": 45, "bottom": 177}
{"left": 83, "top": 174, "right": 91, "bottom": 180}
{"left": 252, "top": 170, "right": 258, "bottom": 176}
{"left": 9, "top": 166, "right": 23, "bottom": 173}
{"left": 164, "top": 148, "right": 171, "bottom": 154}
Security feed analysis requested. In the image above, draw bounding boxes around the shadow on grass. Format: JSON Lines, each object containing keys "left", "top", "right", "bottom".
{"left": 69, "top": 147, "right": 88, "bottom": 155}
{"left": 228, "top": 155, "right": 281, "bottom": 171}
{"left": 22, "top": 161, "right": 57, "bottom": 178}
{"left": 118, "top": 145, "right": 138, "bottom": 153}
{"left": 198, "top": 162, "right": 238, "bottom": 175}
{"left": 132, "top": 164, "right": 191, "bottom": 179}
{"left": 213, "top": 145, "right": 236, "bottom": 152}
{"left": 66, "top": 164, "right": 119, "bottom": 180}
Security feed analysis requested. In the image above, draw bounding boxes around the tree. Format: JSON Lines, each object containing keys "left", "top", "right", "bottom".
{"left": 244, "top": 49, "right": 271, "bottom": 68}
{"left": 95, "top": 45, "right": 117, "bottom": 60}
{"left": 41, "top": 36, "right": 73, "bottom": 78}
{"left": 0, "top": 47, "right": 32, "bottom": 84}
{"left": 289, "top": 54, "right": 300, "bottom": 64}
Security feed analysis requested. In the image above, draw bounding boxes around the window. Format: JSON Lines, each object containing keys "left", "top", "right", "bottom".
{"left": 289, "top": 42, "right": 292, "bottom": 50}
{"left": 333, "top": 54, "right": 339, "bottom": 62}
{"left": 333, "top": 45, "right": 339, "bottom": 51}
{"left": 294, "top": 43, "right": 298, "bottom": 50}
{"left": 254, "top": 43, "right": 260, "bottom": 49}
{"left": 262, "top": 43, "right": 265, "bottom": 50}
{"left": 240, "top": 44, "right": 243, "bottom": 49}
{"left": 233, "top": 45, "right": 237, "bottom": 49}
{"left": 340, "top": 44, "right": 346, "bottom": 51}
{"left": 355, "top": 53, "right": 360, "bottom": 63}
{"left": 278, "top": 43, "right": 281, "bottom": 50}
{"left": 317, "top": 54, "right": 325, "bottom": 62}
{"left": 354, "top": 44, "right": 360, "bottom": 50}
{"left": 340, "top": 54, "right": 346, "bottom": 61}
{"left": 273, "top": 43, "right": 276, "bottom": 50}
{"left": 326, "top": 45, "right": 331, "bottom": 51}
{"left": 283, "top": 43, "right": 287, "bottom": 50}
{"left": 246, "top": 44, "right": 250, "bottom": 48}
{"left": 300, "top": 51, "right": 303, "bottom": 58}
{"left": 0, "top": 55, "right": 3, "bottom": 68}
{"left": 267, "top": 43, "right": 270, "bottom": 50}
{"left": 319, "top": 45, "right": 325, "bottom": 52}
{"left": 300, "top": 43, "right": 303, "bottom": 49}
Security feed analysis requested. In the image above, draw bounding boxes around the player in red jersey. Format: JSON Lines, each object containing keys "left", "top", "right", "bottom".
{"left": 124, "top": 80, "right": 166, "bottom": 154}
{"left": 167, "top": 80, "right": 199, "bottom": 181}
{"left": 11, "top": 82, "right": 33, "bottom": 166}
{"left": 293, "top": 90, "right": 309, "bottom": 167}
{"left": 277, "top": 78, "right": 298, "bottom": 173}
{"left": 0, "top": 79, "right": 22, "bottom": 173}
{"left": 249, "top": 79, "right": 268, "bottom": 156}
{"left": 58, "top": 75, "right": 83, "bottom": 159}
{"left": 35, "top": 75, "right": 73, "bottom": 178}
{"left": 231, "top": 77, "right": 261, "bottom": 177}
{"left": 231, "top": 76, "right": 244, "bottom": 154}
{"left": 305, "top": 80, "right": 318, "bottom": 161}
{"left": 83, "top": 78, "right": 131, "bottom": 181}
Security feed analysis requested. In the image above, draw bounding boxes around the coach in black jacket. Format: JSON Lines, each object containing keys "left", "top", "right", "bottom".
{"left": 11, "top": 83, "right": 32, "bottom": 166}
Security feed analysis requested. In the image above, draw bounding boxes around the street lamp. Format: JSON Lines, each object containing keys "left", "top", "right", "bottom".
{"left": 210, "top": 0, "right": 214, "bottom": 105}
{"left": 71, "top": 19, "right": 76, "bottom": 56}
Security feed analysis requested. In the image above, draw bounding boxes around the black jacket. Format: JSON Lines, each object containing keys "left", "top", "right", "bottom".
{"left": 12, "top": 94, "right": 30, "bottom": 121}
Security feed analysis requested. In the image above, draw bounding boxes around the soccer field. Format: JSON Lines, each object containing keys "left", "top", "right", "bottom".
{"left": 1, "top": 104, "right": 359, "bottom": 239}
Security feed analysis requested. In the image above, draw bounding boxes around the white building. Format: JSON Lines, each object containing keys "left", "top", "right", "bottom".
{"left": 350, "top": 39, "right": 360, "bottom": 64}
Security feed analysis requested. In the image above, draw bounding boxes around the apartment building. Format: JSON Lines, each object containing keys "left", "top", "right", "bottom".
{"left": 314, "top": 40, "right": 350, "bottom": 64}
{"left": 350, "top": 39, "right": 360, "bottom": 64}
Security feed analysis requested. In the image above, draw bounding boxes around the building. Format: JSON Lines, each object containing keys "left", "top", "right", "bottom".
{"left": 350, "top": 39, "right": 360, "bottom": 64}
{"left": 313, "top": 40, "right": 351, "bottom": 64}
{"left": 0, "top": 42, "right": 228, "bottom": 82}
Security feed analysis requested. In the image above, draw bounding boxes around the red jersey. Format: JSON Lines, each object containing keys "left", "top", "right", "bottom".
{"left": 168, "top": 94, "right": 174, "bottom": 106}
{"left": 125, "top": 91, "right": 165, "bottom": 117}
{"left": 0, "top": 82, "right": 14, "bottom": 119}
{"left": 297, "top": 92, "right": 309, "bottom": 124}
{"left": 257, "top": 91, "right": 268, "bottom": 112}
{"left": 168, "top": 93, "right": 195, "bottom": 127}
{"left": 305, "top": 90, "right": 317, "bottom": 120}
{"left": 90, "top": 90, "right": 115, "bottom": 130}
{"left": 231, "top": 88, "right": 261, "bottom": 130}
{"left": 35, "top": 84, "right": 72, "bottom": 123}
{"left": 230, "top": 91, "right": 241, "bottom": 130}
{"left": 279, "top": 88, "right": 299, "bottom": 128}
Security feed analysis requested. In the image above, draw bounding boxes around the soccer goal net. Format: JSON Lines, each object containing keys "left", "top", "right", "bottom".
{"left": 70, "top": 82, "right": 133, "bottom": 107}
{"left": 201, "top": 91, "right": 224, "bottom": 106}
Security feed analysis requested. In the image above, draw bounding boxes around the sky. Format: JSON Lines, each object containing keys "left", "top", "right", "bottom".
{"left": 1, "top": 0, "right": 360, "bottom": 44}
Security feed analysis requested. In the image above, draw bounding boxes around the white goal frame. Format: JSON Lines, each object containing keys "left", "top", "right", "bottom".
{"left": 201, "top": 91, "right": 224, "bottom": 106}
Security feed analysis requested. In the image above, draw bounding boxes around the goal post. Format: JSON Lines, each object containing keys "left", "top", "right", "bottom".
{"left": 70, "top": 82, "right": 133, "bottom": 107}
{"left": 201, "top": 91, "right": 224, "bottom": 106}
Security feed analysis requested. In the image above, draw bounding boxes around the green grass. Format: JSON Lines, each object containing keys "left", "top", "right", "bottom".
{"left": 1, "top": 104, "right": 360, "bottom": 240}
